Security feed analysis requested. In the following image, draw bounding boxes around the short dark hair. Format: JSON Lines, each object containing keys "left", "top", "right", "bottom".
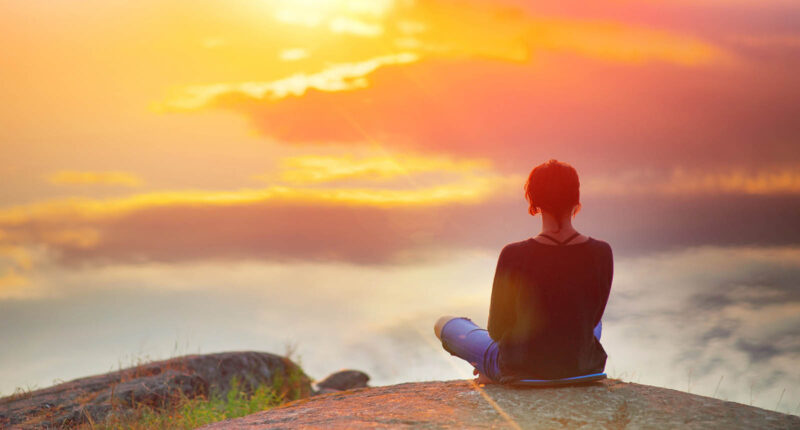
{"left": 524, "top": 159, "right": 581, "bottom": 229}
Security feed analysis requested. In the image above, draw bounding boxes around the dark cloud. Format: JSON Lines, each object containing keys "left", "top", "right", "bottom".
{"left": 692, "top": 293, "right": 736, "bottom": 311}
{"left": 3, "top": 192, "right": 799, "bottom": 268}
{"left": 43, "top": 198, "right": 516, "bottom": 267}
{"left": 735, "top": 339, "right": 784, "bottom": 363}
{"left": 583, "top": 194, "right": 800, "bottom": 256}
{"left": 700, "top": 321, "right": 739, "bottom": 342}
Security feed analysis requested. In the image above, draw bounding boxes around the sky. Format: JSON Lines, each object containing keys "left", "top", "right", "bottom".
{"left": 1, "top": 0, "right": 799, "bottom": 416}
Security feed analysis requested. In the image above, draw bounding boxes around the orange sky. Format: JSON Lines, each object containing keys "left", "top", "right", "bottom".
{"left": 1, "top": 0, "right": 800, "bottom": 299}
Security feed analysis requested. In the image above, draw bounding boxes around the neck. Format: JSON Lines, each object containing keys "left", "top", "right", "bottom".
{"left": 540, "top": 211, "right": 575, "bottom": 235}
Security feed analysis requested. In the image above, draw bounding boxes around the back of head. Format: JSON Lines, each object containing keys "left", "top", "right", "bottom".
{"left": 524, "top": 159, "right": 581, "bottom": 232}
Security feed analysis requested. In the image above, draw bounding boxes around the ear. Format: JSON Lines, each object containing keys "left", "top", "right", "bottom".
{"left": 572, "top": 203, "right": 582, "bottom": 217}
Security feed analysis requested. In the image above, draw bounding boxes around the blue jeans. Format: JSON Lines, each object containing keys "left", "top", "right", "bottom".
{"left": 439, "top": 317, "right": 603, "bottom": 382}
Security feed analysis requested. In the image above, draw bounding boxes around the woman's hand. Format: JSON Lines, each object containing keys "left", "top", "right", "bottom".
{"left": 473, "top": 368, "right": 495, "bottom": 385}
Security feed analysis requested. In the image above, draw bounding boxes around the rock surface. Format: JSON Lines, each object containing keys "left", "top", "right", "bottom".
{"left": 315, "top": 370, "right": 370, "bottom": 392}
{"left": 0, "top": 351, "right": 311, "bottom": 429}
{"left": 202, "top": 379, "right": 800, "bottom": 429}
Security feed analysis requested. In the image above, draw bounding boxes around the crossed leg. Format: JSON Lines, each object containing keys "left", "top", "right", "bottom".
{"left": 433, "top": 316, "right": 500, "bottom": 383}
{"left": 434, "top": 315, "right": 603, "bottom": 384}
{"left": 434, "top": 315, "right": 457, "bottom": 340}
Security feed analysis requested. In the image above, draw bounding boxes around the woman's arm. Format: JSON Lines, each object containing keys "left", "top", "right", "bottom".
{"left": 593, "top": 244, "right": 614, "bottom": 327}
{"left": 487, "top": 246, "right": 516, "bottom": 342}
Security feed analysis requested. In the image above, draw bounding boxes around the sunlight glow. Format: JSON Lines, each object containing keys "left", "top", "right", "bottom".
{"left": 0, "top": 176, "right": 511, "bottom": 226}
{"left": 272, "top": 0, "right": 394, "bottom": 30}
{"left": 255, "top": 154, "right": 493, "bottom": 184}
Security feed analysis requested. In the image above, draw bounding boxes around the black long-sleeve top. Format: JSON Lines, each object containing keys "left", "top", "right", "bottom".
{"left": 488, "top": 237, "right": 613, "bottom": 381}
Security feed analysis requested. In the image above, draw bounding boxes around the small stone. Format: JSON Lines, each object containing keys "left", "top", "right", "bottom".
{"left": 315, "top": 370, "right": 370, "bottom": 391}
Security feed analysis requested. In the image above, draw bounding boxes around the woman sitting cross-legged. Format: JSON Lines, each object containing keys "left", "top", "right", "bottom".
{"left": 434, "top": 159, "right": 613, "bottom": 384}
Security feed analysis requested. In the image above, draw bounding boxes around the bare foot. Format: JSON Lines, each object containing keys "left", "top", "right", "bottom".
{"left": 473, "top": 368, "right": 495, "bottom": 385}
{"left": 434, "top": 315, "right": 457, "bottom": 340}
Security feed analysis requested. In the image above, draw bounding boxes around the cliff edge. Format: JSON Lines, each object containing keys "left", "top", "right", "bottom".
{"left": 202, "top": 379, "right": 799, "bottom": 429}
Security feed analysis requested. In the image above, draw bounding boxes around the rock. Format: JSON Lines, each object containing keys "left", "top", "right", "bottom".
{"left": 0, "top": 351, "right": 311, "bottom": 429}
{"left": 201, "top": 379, "right": 800, "bottom": 429}
{"left": 315, "top": 370, "right": 370, "bottom": 392}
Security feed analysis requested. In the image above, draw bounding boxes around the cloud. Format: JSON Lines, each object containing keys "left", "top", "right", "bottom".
{"left": 47, "top": 171, "right": 143, "bottom": 187}
{"left": 152, "top": 2, "right": 800, "bottom": 179}
{"left": 329, "top": 16, "right": 383, "bottom": 37}
{"left": 266, "top": 61, "right": 791, "bottom": 170}
{"left": 0, "top": 157, "right": 515, "bottom": 271}
{"left": 253, "top": 154, "right": 493, "bottom": 185}
{"left": 157, "top": 53, "right": 418, "bottom": 110}
{"left": 39, "top": 228, "right": 102, "bottom": 249}
{"left": 279, "top": 48, "right": 309, "bottom": 62}
{"left": 728, "top": 34, "right": 800, "bottom": 49}
{"left": 2, "top": 240, "right": 798, "bottom": 412}
{"left": 3, "top": 164, "right": 508, "bottom": 228}
{"left": 583, "top": 165, "right": 800, "bottom": 195}
{"left": 402, "top": 1, "right": 729, "bottom": 64}
{"left": 4, "top": 142, "right": 800, "bottom": 277}
{"left": 636, "top": 0, "right": 796, "bottom": 5}
{"left": 158, "top": 1, "right": 741, "bottom": 167}
{"left": 735, "top": 338, "right": 783, "bottom": 364}
{"left": 369, "top": 1, "right": 729, "bottom": 64}
{"left": 525, "top": 19, "right": 727, "bottom": 65}
{"left": 166, "top": 0, "right": 732, "bottom": 109}
{"left": 0, "top": 200, "right": 500, "bottom": 268}
{"left": 599, "top": 245, "right": 800, "bottom": 410}
{"left": 324, "top": 243, "right": 800, "bottom": 411}
{"left": 0, "top": 249, "right": 495, "bottom": 393}
{"left": 2, "top": 182, "right": 800, "bottom": 279}
{"left": 4, "top": 156, "right": 800, "bottom": 276}
{"left": 265, "top": 0, "right": 726, "bottom": 66}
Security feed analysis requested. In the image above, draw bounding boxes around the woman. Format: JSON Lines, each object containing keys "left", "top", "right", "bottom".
{"left": 434, "top": 159, "right": 613, "bottom": 384}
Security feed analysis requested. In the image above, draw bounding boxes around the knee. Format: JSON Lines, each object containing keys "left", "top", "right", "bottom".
{"left": 434, "top": 315, "right": 457, "bottom": 340}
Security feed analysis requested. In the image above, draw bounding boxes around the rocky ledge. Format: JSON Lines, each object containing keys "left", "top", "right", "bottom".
{"left": 0, "top": 351, "right": 312, "bottom": 429}
{"left": 202, "top": 379, "right": 800, "bottom": 429}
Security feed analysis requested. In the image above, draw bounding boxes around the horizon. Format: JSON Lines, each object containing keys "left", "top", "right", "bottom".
{"left": 1, "top": 0, "right": 799, "bottom": 417}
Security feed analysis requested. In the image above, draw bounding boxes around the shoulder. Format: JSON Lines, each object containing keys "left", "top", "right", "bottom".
{"left": 494, "top": 239, "right": 530, "bottom": 266}
{"left": 500, "top": 238, "right": 532, "bottom": 255}
{"left": 589, "top": 238, "right": 613, "bottom": 259}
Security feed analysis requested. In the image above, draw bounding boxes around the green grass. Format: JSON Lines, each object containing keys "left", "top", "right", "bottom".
{"left": 86, "top": 373, "right": 298, "bottom": 430}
